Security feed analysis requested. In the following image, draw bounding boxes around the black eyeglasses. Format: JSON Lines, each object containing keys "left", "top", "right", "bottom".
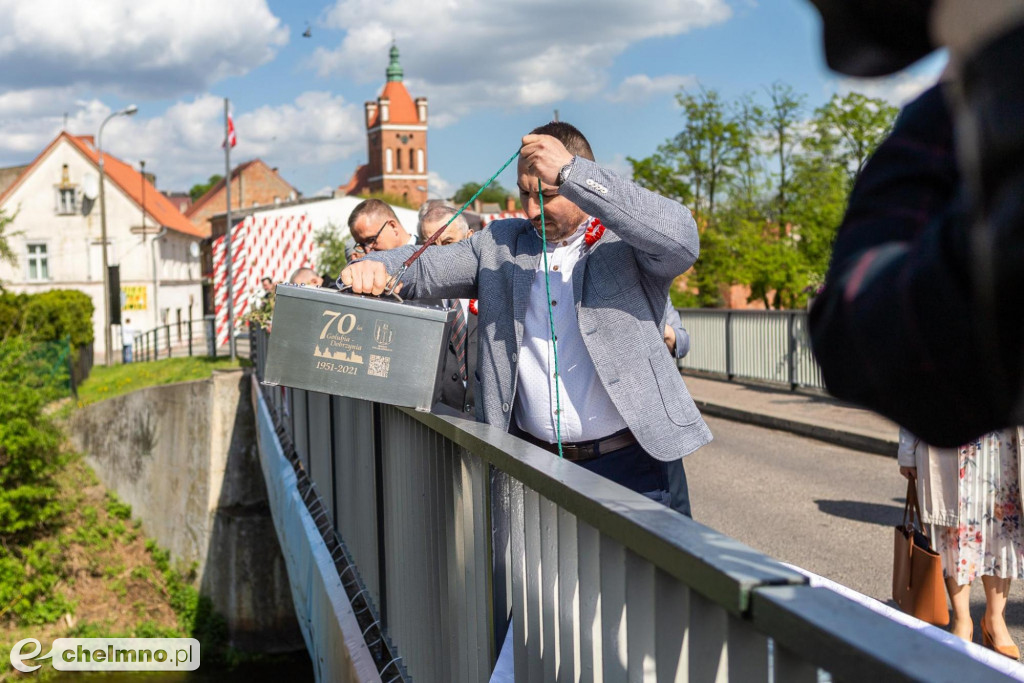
{"left": 356, "top": 219, "right": 391, "bottom": 253}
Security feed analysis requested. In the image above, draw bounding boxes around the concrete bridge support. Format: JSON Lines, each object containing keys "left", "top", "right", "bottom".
{"left": 70, "top": 368, "right": 303, "bottom": 652}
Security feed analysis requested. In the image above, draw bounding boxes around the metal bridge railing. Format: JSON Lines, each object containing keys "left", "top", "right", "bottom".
{"left": 677, "top": 308, "right": 825, "bottom": 391}
{"left": 130, "top": 315, "right": 251, "bottom": 363}
{"left": 131, "top": 317, "right": 210, "bottom": 362}
{"left": 249, "top": 325, "right": 1013, "bottom": 683}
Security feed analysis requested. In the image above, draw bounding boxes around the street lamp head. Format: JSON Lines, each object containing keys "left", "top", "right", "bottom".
{"left": 122, "top": 104, "right": 138, "bottom": 116}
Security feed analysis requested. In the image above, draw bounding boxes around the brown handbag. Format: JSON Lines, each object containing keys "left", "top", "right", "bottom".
{"left": 893, "top": 476, "right": 949, "bottom": 626}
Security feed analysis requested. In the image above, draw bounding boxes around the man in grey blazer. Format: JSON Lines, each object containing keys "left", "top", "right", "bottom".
{"left": 340, "top": 122, "right": 711, "bottom": 516}
{"left": 663, "top": 303, "right": 690, "bottom": 359}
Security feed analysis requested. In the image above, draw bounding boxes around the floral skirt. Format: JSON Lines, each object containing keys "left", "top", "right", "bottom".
{"left": 929, "top": 429, "right": 1024, "bottom": 585}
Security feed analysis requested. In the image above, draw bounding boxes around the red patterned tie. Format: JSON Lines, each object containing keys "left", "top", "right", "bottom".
{"left": 451, "top": 302, "right": 467, "bottom": 380}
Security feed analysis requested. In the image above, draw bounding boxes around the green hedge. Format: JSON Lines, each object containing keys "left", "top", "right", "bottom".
{"left": 0, "top": 289, "right": 94, "bottom": 347}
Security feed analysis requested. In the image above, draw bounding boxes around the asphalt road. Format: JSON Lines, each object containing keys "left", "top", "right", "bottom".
{"left": 685, "top": 415, "right": 1024, "bottom": 652}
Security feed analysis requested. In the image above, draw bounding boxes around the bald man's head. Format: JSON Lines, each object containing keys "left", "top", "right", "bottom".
{"left": 289, "top": 267, "right": 323, "bottom": 287}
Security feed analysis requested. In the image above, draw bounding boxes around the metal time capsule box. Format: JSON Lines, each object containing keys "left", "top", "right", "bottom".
{"left": 262, "top": 284, "right": 456, "bottom": 411}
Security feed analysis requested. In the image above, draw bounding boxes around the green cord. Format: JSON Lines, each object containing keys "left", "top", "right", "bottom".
{"left": 538, "top": 178, "right": 564, "bottom": 458}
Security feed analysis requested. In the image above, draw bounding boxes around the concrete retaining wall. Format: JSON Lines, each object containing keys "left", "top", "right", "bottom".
{"left": 69, "top": 368, "right": 303, "bottom": 651}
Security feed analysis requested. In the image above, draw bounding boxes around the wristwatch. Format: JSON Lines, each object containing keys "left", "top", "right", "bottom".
{"left": 556, "top": 157, "right": 575, "bottom": 187}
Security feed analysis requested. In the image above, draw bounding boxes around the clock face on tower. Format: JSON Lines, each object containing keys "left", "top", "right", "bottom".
{"left": 400, "top": 135, "right": 410, "bottom": 144}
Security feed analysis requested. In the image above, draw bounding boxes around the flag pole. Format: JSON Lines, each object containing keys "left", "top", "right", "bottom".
{"left": 224, "top": 97, "right": 236, "bottom": 361}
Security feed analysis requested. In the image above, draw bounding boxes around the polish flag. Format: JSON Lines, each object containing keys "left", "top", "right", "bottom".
{"left": 223, "top": 113, "right": 237, "bottom": 149}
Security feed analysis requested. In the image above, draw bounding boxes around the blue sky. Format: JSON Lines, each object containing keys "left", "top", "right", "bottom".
{"left": 0, "top": 0, "right": 944, "bottom": 200}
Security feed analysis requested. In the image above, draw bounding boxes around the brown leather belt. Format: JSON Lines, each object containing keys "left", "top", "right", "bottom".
{"left": 521, "top": 429, "right": 637, "bottom": 462}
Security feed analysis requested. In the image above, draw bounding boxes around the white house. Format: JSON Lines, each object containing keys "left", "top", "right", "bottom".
{"left": 0, "top": 132, "right": 204, "bottom": 363}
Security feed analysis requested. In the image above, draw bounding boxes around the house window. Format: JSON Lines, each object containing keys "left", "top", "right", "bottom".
{"left": 56, "top": 188, "right": 77, "bottom": 215}
{"left": 27, "top": 243, "right": 49, "bottom": 281}
{"left": 408, "top": 149, "right": 414, "bottom": 171}
{"left": 417, "top": 148, "right": 424, "bottom": 173}
{"left": 385, "top": 148, "right": 393, "bottom": 173}
{"left": 396, "top": 147, "right": 402, "bottom": 171}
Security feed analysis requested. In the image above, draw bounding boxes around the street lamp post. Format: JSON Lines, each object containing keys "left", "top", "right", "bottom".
{"left": 98, "top": 104, "right": 138, "bottom": 366}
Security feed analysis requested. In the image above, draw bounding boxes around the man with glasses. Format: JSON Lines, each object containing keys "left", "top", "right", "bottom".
{"left": 347, "top": 199, "right": 417, "bottom": 259}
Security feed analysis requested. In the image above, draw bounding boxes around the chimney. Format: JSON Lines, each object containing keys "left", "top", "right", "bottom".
{"left": 505, "top": 195, "right": 515, "bottom": 212}
{"left": 415, "top": 97, "right": 428, "bottom": 123}
{"left": 365, "top": 101, "right": 378, "bottom": 128}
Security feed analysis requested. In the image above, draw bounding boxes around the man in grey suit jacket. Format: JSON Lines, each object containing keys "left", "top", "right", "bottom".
{"left": 663, "top": 304, "right": 690, "bottom": 359}
{"left": 340, "top": 121, "right": 711, "bottom": 516}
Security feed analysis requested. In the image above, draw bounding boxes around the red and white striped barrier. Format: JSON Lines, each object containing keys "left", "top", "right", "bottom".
{"left": 212, "top": 214, "right": 315, "bottom": 346}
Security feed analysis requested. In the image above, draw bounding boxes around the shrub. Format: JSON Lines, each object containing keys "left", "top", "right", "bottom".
{"left": 0, "top": 292, "right": 28, "bottom": 339}
{"left": 22, "top": 289, "right": 94, "bottom": 347}
{"left": 0, "top": 343, "right": 66, "bottom": 544}
{"left": 0, "top": 538, "right": 73, "bottom": 625}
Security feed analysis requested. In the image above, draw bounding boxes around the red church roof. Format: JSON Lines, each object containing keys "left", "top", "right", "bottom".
{"left": 338, "top": 163, "right": 370, "bottom": 196}
{"left": 0, "top": 132, "right": 203, "bottom": 238}
{"left": 367, "top": 80, "right": 419, "bottom": 128}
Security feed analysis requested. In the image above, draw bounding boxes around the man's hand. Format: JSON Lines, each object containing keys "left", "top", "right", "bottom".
{"left": 339, "top": 259, "right": 391, "bottom": 296}
{"left": 663, "top": 325, "right": 677, "bottom": 355}
{"left": 900, "top": 466, "right": 918, "bottom": 480}
{"left": 520, "top": 134, "right": 574, "bottom": 187}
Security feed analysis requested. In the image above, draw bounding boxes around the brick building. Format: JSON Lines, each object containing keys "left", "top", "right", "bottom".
{"left": 186, "top": 159, "right": 298, "bottom": 236}
{"left": 340, "top": 44, "right": 428, "bottom": 207}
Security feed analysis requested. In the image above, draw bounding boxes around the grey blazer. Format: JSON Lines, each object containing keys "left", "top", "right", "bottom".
{"left": 662, "top": 303, "right": 690, "bottom": 359}
{"left": 359, "top": 157, "right": 712, "bottom": 461}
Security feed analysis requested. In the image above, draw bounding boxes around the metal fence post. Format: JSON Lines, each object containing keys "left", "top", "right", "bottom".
{"left": 788, "top": 312, "right": 797, "bottom": 390}
{"left": 372, "top": 402, "right": 388, "bottom": 629}
{"left": 188, "top": 319, "right": 193, "bottom": 357}
{"left": 165, "top": 325, "right": 171, "bottom": 359}
{"left": 725, "top": 310, "right": 734, "bottom": 380}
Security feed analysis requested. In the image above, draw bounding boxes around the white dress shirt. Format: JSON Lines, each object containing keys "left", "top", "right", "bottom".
{"left": 513, "top": 220, "right": 628, "bottom": 443}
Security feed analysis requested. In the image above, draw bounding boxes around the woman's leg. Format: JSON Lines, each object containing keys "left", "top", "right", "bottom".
{"left": 946, "top": 577, "right": 974, "bottom": 640}
{"left": 981, "top": 576, "right": 1015, "bottom": 646}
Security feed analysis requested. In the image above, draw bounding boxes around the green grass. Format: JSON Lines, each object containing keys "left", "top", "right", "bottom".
{"left": 76, "top": 356, "right": 247, "bottom": 407}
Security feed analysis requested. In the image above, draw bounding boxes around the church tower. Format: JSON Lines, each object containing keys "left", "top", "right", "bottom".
{"left": 362, "top": 44, "right": 428, "bottom": 207}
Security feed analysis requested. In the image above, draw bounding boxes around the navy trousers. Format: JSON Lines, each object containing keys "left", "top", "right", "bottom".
{"left": 575, "top": 441, "right": 692, "bottom": 518}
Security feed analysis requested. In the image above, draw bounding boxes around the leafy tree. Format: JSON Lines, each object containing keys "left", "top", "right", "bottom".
{"left": 811, "top": 92, "right": 899, "bottom": 183}
{"left": 189, "top": 174, "right": 223, "bottom": 202}
{"left": 762, "top": 82, "right": 806, "bottom": 221}
{"left": 0, "top": 208, "right": 20, "bottom": 290}
{"left": 667, "top": 87, "right": 746, "bottom": 219}
{"left": 452, "top": 182, "right": 515, "bottom": 207}
{"left": 314, "top": 223, "right": 348, "bottom": 280}
{"left": 729, "top": 94, "right": 767, "bottom": 217}
{"left": 734, "top": 219, "right": 809, "bottom": 309}
{"left": 629, "top": 152, "right": 693, "bottom": 206}
{"left": 629, "top": 82, "right": 899, "bottom": 309}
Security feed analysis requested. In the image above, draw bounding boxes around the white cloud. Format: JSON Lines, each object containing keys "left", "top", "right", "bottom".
{"left": 835, "top": 73, "right": 936, "bottom": 106}
{"left": 0, "top": 91, "right": 366, "bottom": 193}
{"left": 0, "top": 0, "right": 288, "bottom": 98}
{"left": 310, "top": 0, "right": 732, "bottom": 124}
{"left": 606, "top": 74, "right": 697, "bottom": 103}
{"left": 834, "top": 54, "right": 946, "bottom": 106}
{"left": 426, "top": 171, "right": 454, "bottom": 200}
{"left": 602, "top": 153, "right": 634, "bottom": 179}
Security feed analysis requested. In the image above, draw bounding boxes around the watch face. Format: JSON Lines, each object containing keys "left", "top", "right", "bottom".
{"left": 558, "top": 163, "right": 571, "bottom": 185}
